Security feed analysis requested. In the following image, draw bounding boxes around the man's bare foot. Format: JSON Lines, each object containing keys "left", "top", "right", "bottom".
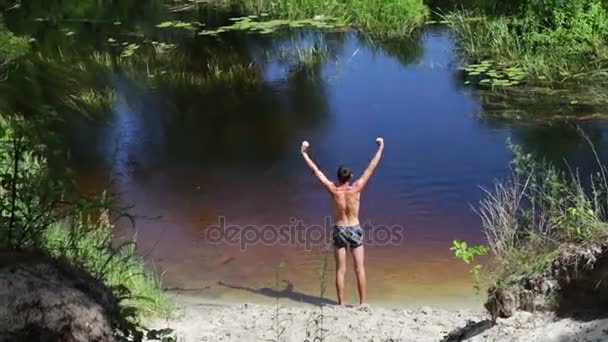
{"left": 357, "top": 303, "right": 371, "bottom": 312}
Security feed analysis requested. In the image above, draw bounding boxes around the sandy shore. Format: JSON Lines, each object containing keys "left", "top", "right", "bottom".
{"left": 148, "top": 294, "right": 608, "bottom": 342}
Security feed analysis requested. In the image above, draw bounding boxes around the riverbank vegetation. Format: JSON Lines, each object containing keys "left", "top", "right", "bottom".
{"left": 446, "top": 0, "right": 608, "bottom": 88}
{"left": 232, "top": 0, "right": 429, "bottom": 37}
{"left": 453, "top": 139, "right": 608, "bottom": 316}
{"left": 0, "top": 14, "right": 171, "bottom": 339}
{"left": 0, "top": 116, "right": 171, "bottom": 338}
{"left": 480, "top": 141, "right": 608, "bottom": 282}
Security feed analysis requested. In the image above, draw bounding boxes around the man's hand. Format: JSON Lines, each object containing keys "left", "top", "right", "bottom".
{"left": 301, "top": 140, "right": 310, "bottom": 154}
{"left": 376, "top": 137, "right": 384, "bottom": 148}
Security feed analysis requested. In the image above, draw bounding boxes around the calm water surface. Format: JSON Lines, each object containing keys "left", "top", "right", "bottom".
{"left": 8, "top": 3, "right": 608, "bottom": 307}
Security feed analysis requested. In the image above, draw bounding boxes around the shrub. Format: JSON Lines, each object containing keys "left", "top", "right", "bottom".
{"left": 446, "top": 0, "right": 608, "bottom": 82}
{"left": 0, "top": 116, "right": 169, "bottom": 325}
{"left": 473, "top": 140, "right": 608, "bottom": 283}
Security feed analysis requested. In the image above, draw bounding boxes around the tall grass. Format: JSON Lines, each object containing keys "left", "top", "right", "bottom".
{"left": 43, "top": 211, "right": 170, "bottom": 318}
{"left": 63, "top": 87, "right": 117, "bottom": 118}
{"left": 274, "top": 38, "right": 330, "bottom": 77}
{"left": 445, "top": 0, "right": 608, "bottom": 83}
{"left": 235, "top": 0, "right": 429, "bottom": 37}
{"left": 476, "top": 140, "right": 608, "bottom": 284}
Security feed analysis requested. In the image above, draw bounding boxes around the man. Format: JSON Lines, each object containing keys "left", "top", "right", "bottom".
{"left": 300, "top": 137, "right": 384, "bottom": 306}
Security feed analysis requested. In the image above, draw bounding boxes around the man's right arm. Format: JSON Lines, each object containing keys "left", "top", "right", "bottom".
{"left": 354, "top": 137, "right": 384, "bottom": 191}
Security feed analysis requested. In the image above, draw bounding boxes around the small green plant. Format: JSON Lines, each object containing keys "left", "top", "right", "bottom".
{"left": 450, "top": 240, "right": 488, "bottom": 291}
{"left": 451, "top": 240, "right": 489, "bottom": 265}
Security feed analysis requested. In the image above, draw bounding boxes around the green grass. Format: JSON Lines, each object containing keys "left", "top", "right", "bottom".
{"left": 63, "top": 87, "right": 117, "bottom": 118}
{"left": 445, "top": 0, "right": 608, "bottom": 84}
{"left": 233, "top": 0, "right": 429, "bottom": 37}
{"left": 43, "top": 213, "right": 171, "bottom": 319}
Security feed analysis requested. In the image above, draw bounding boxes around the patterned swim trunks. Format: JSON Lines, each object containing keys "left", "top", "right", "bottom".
{"left": 332, "top": 225, "right": 363, "bottom": 249}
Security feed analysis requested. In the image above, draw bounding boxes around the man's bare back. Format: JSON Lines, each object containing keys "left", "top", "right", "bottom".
{"left": 300, "top": 138, "right": 384, "bottom": 305}
{"left": 330, "top": 184, "right": 361, "bottom": 227}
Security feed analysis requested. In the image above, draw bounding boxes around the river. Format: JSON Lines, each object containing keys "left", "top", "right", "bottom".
{"left": 5, "top": 0, "right": 608, "bottom": 308}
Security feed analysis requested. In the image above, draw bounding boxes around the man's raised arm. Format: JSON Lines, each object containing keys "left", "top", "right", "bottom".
{"left": 300, "top": 141, "right": 335, "bottom": 191}
{"left": 354, "top": 137, "right": 384, "bottom": 191}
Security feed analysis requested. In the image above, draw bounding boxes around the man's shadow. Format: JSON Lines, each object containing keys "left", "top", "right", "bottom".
{"left": 217, "top": 280, "right": 338, "bottom": 306}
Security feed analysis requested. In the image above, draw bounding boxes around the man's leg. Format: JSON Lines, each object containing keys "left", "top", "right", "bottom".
{"left": 351, "top": 245, "right": 367, "bottom": 305}
{"left": 334, "top": 246, "right": 346, "bottom": 305}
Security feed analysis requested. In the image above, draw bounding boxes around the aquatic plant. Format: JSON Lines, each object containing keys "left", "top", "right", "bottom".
{"left": 198, "top": 16, "right": 344, "bottom": 35}
{"left": 121, "top": 43, "right": 140, "bottom": 58}
{"left": 63, "top": 87, "right": 117, "bottom": 118}
{"left": 230, "top": 0, "right": 428, "bottom": 37}
{"left": 151, "top": 41, "right": 177, "bottom": 54}
{"left": 155, "top": 20, "right": 202, "bottom": 30}
{"left": 272, "top": 40, "right": 330, "bottom": 77}
{"left": 445, "top": 1, "right": 608, "bottom": 118}
{"left": 462, "top": 60, "right": 526, "bottom": 87}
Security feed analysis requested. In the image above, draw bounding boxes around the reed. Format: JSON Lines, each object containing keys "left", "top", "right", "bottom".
{"left": 234, "top": 0, "right": 429, "bottom": 37}
{"left": 445, "top": 0, "right": 608, "bottom": 84}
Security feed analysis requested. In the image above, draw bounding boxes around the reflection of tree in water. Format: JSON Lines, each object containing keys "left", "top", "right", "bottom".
{"left": 152, "top": 30, "right": 336, "bottom": 164}
{"left": 1, "top": 0, "right": 429, "bottom": 168}
{"left": 1, "top": 1, "right": 341, "bottom": 166}
{"left": 6, "top": 0, "right": 167, "bottom": 27}
{"left": 480, "top": 117, "right": 608, "bottom": 174}
{"left": 366, "top": 31, "right": 424, "bottom": 67}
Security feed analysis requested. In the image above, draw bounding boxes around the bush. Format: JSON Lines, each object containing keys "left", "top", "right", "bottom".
{"left": 0, "top": 116, "right": 169, "bottom": 329}
{"left": 474, "top": 140, "right": 608, "bottom": 283}
{"left": 446, "top": 0, "right": 608, "bottom": 82}
{"left": 524, "top": 0, "right": 608, "bottom": 53}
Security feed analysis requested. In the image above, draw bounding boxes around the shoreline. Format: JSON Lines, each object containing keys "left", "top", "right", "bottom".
{"left": 148, "top": 293, "right": 485, "bottom": 341}
{"left": 161, "top": 286, "right": 484, "bottom": 311}
{"left": 147, "top": 293, "right": 608, "bottom": 341}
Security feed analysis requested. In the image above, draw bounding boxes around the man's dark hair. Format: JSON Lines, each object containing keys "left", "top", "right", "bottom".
{"left": 337, "top": 165, "right": 353, "bottom": 184}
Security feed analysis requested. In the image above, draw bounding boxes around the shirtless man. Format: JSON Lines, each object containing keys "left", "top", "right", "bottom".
{"left": 300, "top": 137, "right": 384, "bottom": 306}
